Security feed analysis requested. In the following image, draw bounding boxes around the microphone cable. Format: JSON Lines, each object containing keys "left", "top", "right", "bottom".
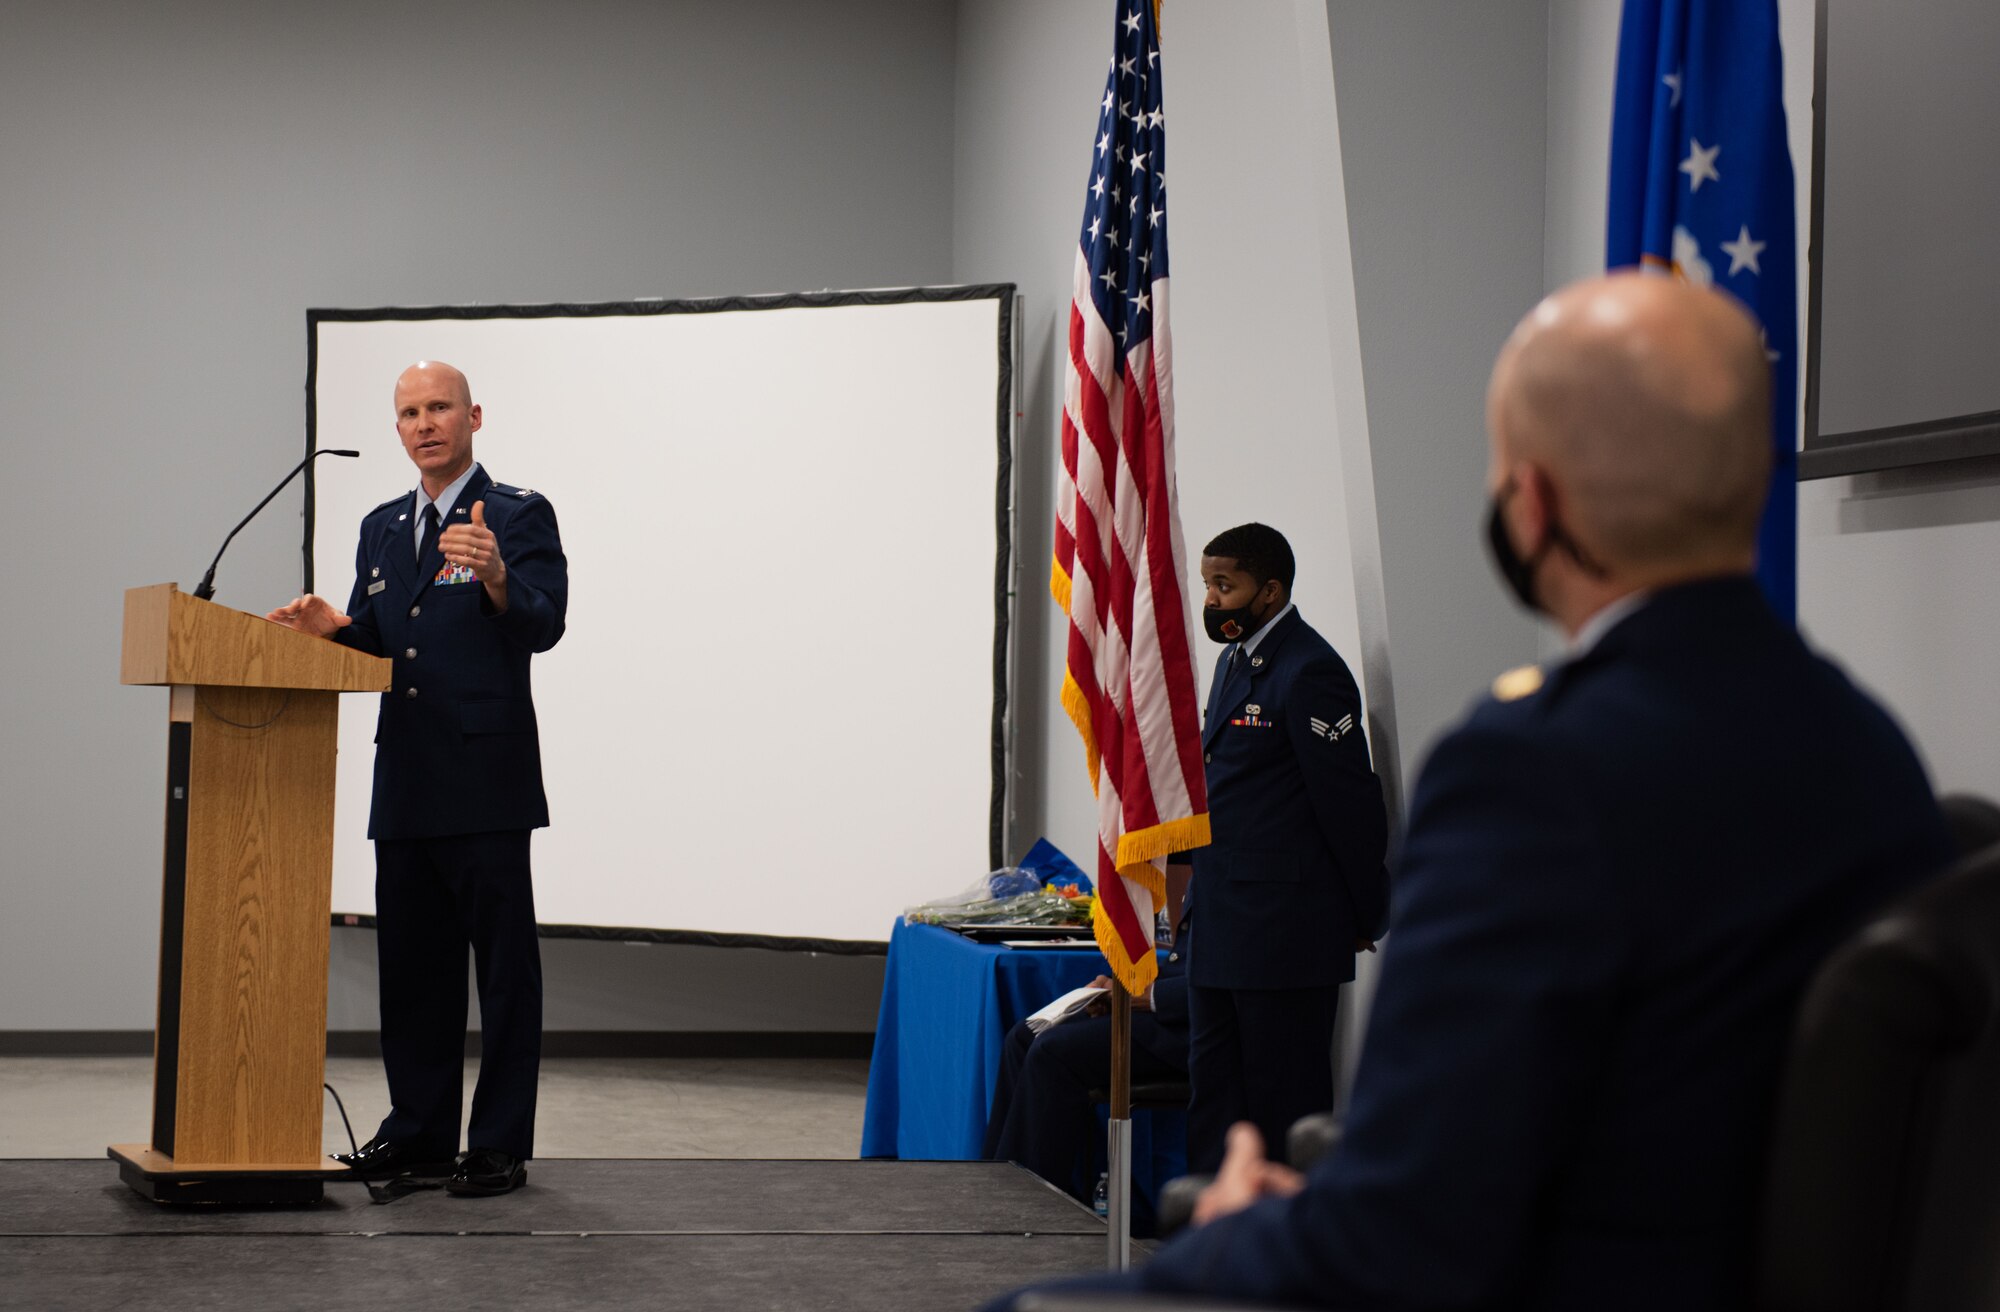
{"left": 323, "top": 1081, "right": 448, "bottom": 1205}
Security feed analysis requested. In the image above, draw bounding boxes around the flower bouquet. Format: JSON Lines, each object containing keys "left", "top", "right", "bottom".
{"left": 903, "top": 868, "right": 1096, "bottom": 928}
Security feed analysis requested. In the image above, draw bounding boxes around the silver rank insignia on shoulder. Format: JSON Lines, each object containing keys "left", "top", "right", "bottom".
{"left": 516, "top": 487, "right": 534, "bottom": 497}
{"left": 1492, "top": 664, "right": 1545, "bottom": 702}
{"left": 1245, "top": 704, "right": 1261, "bottom": 716}
{"left": 1309, "top": 714, "right": 1355, "bottom": 741}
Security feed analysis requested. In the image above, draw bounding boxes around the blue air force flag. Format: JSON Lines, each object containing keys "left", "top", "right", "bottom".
{"left": 1608, "top": 0, "right": 1799, "bottom": 621}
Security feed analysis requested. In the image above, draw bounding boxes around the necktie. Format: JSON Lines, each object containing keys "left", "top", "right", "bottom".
{"left": 419, "top": 503, "right": 440, "bottom": 560}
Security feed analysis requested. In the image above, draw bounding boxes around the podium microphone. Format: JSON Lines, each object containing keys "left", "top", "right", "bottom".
{"left": 193, "top": 448, "right": 360, "bottom": 602}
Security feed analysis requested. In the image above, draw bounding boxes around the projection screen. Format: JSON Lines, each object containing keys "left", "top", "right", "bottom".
{"left": 305, "top": 287, "right": 1018, "bottom": 948}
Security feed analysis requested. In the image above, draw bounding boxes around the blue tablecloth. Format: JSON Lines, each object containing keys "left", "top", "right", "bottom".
{"left": 860, "top": 921, "right": 1186, "bottom": 1213}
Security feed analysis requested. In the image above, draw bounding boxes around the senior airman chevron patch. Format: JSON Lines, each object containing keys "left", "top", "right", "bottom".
{"left": 1309, "top": 713, "right": 1356, "bottom": 741}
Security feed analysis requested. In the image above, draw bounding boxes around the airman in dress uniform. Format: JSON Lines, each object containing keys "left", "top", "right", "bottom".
{"left": 1186, "top": 522, "right": 1390, "bottom": 1174}
{"left": 268, "top": 361, "right": 567, "bottom": 1197}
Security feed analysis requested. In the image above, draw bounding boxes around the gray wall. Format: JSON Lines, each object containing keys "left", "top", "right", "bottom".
{"left": 1813, "top": 0, "right": 2000, "bottom": 434}
{"left": 1323, "top": 0, "right": 1551, "bottom": 788}
{"left": 952, "top": 0, "right": 1555, "bottom": 876}
{"left": 952, "top": 0, "right": 1558, "bottom": 1083}
{"left": 1795, "top": 0, "right": 2000, "bottom": 809}
{"left": 1541, "top": 0, "right": 2000, "bottom": 811}
{"left": 949, "top": 0, "right": 1107, "bottom": 869}
{"left": 952, "top": 0, "right": 1376, "bottom": 869}
{"left": 17, "top": 0, "right": 1986, "bottom": 1041}
{"left": 0, "top": 0, "right": 958, "bottom": 1031}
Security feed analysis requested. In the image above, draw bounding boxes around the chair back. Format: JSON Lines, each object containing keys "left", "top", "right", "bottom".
{"left": 1939, "top": 791, "right": 2000, "bottom": 859}
{"left": 1755, "top": 841, "right": 2000, "bottom": 1311}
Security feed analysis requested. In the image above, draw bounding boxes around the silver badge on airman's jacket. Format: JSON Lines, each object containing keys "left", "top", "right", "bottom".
{"left": 371, "top": 567, "right": 380, "bottom": 578}
{"left": 1250, "top": 656, "right": 1264, "bottom": 668}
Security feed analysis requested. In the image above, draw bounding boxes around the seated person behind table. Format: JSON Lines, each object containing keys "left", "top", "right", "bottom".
{"left": 992, "top": 273, "right": 1954, "bottom": 1310}
{"left": 983, "top": 904, "right": 1191, "bottom": 1217}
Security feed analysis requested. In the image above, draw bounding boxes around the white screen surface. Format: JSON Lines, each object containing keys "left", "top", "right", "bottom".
{"left": 309, "top": 292, "right": 1013, "bottom": 944}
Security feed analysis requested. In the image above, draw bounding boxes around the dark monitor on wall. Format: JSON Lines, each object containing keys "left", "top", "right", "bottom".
{"left": 1799, "top": 0, "right": 2000, "bottom": 480}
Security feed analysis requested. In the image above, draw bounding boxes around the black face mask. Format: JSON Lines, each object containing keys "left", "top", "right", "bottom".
{"left": 1204, "top": 594, "right": 1272, "bottom": 644}
{"left": 1485, "top": 486, "right": 1543, "bottom": 613}
{"left": 1486, "top": 480, "right": 1606, "bottom": 614}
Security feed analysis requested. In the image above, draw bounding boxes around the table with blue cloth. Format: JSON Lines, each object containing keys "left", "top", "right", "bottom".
{"left": 861, "top": 919, "right": 1186, "bottom": 1222}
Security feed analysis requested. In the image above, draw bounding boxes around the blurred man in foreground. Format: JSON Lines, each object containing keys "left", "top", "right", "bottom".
{"left": 993, "top": 273, "right": 1951, "bottom": 1309}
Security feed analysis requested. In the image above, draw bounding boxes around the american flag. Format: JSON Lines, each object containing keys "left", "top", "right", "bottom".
{"left": 1051, "top": 0, "right": 1210, "bottom": 996}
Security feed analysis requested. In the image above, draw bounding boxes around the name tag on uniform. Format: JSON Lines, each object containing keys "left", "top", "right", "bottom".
{"left": 367, "top": 580, "right": 387, "bottom": 595}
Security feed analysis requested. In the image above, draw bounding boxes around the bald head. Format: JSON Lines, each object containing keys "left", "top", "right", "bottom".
{"left": 394, "top": 360, "right": 481, "bottom": 494}
{"left": 1487, "top": 273, "right": 1771, "bottom": 575}
{"left": 396, "top": 360, "right": 473, "bottom": 408}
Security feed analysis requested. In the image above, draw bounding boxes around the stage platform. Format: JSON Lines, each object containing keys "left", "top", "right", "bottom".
{"left": 0, "top": 1158, "right": 1129, "bottom": 1309}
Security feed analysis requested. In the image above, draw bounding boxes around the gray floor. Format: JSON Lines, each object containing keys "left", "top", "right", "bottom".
{"left": 2, "top": 1159, "right": 1104, "bottom": 1236}
{"left": 1, "top": 1233, "right": 1114, "bottom": 1311}
{"left": 0, "top": 1055, "right": 871, "bottom": 1159}
{"left": 0, "top": 1160, "right": 1113, "bottom": 1310}
{"left": 0, "top": 1058, "right": 1132, "bottom": 1309}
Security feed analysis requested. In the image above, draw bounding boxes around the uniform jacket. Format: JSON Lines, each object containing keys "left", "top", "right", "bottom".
{"left": 1138, "top": 576, "right": 1954, "bottom": 1310}
{"left": 1136, "top": 905, "right": 1193, "bottom": 1068}
{"left": 334, "top": 465, "right": 567, "bottom": 841}
{"left": 1190, "top": 608, "right": 1390, "bottom": 990}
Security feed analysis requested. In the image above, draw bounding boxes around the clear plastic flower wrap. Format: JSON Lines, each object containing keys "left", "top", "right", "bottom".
{"left": 903, "top": 868, "right": 1094, "bottom": 927}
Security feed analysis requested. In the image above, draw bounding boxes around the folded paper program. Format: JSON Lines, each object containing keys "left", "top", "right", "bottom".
{"left": 1026, "top": 984, "right": 1109, "bottom": 1034}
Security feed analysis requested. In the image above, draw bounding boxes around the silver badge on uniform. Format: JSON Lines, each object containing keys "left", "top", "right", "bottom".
{"left": 371, "top": 567, "right": 380, "bottom": 578}
{"left": 1309, "top": 713, "right": 1357, "bottom": 742}
{"left": 367, "top": 580, "right": 387, "bottom": 596}
{"left": 1246, "top": 704, "right": 1261, "bottom": 716}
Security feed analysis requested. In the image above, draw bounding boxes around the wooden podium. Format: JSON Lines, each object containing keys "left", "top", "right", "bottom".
{"left": 109, "top": 583, "right": 390, "bottom": 1204}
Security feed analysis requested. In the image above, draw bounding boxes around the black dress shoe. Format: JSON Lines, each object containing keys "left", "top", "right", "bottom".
{"left": 446, "top": 1148, "right": 527, "bottom": 1196}
{"left": 335, "top": 1137, "right": 457, "bottom": 1180}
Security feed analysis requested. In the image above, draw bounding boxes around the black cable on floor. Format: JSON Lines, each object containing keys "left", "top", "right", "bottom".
{"left": 323, "top": 1081, "right": 446, "bottom": 1205}
{"left": 323, "top": 1082, "right": 361, "bottom": 1156}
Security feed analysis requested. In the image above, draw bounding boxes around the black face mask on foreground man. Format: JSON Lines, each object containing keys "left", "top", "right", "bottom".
{"left": 1484, "top": 477, "right": 1606, "bottom": 615}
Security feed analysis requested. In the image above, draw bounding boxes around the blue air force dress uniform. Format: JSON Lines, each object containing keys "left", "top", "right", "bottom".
{"left": 333, "top": 463, "right": 567, "bottom": 1163}
{"left": 983, "top": 905, "right": 1194, "bottom": 1224}
{"left": 1188, "top": 606, "right": 1390, "bottom": 1172}
{"left": 1045, "top": 576, "right": 1952, "bottom": 1311}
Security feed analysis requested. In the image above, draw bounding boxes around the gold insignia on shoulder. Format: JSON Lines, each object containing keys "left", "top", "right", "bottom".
{"left": 1491, "top": 664, "right": 1544, "bottom": 702}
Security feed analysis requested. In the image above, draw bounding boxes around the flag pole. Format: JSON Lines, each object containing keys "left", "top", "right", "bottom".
{"left": 1107, "top": 979, "right": 1134, "bottom": 1270}
{"left": 1111, "top": 0, "right": 1157, "bottom": 1265}
{"left": 1055, "top": 0, "right": 1198, "bottom": 1268}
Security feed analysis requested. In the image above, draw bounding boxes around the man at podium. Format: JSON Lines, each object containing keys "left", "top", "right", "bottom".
{"left": 267, "top": 360, "right": 568, "bottom": 1197}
